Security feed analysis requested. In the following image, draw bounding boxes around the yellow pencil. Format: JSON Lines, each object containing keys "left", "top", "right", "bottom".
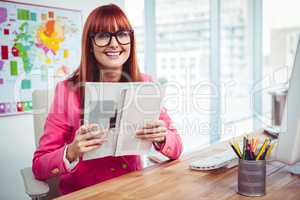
{"left": 265, "top": 143, "right": 275, "bottom": 159}
{"left": 233, "top": 141, "right": 242, "bottom": 156}
{"left": 256, "top": 138, "right": 269, "bottom": 160}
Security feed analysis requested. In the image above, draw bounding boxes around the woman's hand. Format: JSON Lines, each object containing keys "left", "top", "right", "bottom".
{"left": 136, "top": 120, "right": 167, "bottom": 144}
{"left": 66, "top": 124, "right": 108, "bottom": 163}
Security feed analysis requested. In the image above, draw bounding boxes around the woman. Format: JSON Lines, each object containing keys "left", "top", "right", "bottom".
{"left": 32, "top": 4, "right": 182, "bottom": 195}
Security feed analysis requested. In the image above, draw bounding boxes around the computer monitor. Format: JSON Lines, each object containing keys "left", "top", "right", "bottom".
{"left": 275, "top": 38, "right": 300, "bottom": 173}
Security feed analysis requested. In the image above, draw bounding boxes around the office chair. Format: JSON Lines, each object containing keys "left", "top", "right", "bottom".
{"left": 20, "top": 89, "right": 60, "bottom": 200}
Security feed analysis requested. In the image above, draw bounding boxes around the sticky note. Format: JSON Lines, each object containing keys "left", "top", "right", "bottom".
{"left": 12, "top": 46, "right": 19, "bottom": 57}
{"left": 10, "top": 61, "right": 18, "bottom": 76}
{"left": 5, "top": 103, "right": 11, "bottom": 113}
{"left": 21, "top": 79, "right": 31, "bottom": 89}
{"left": 0, "top": 7, "right": 7, "bottom": 24}
{"left": 1, "top": 46, "right": 8, "bottom": 60}
{"left": 17, "top": 102, "right": 23, "bottom": 112}
{"left": 48, "top": 11, "right": 54, "bottom": 18}
{"left": 17, "top": 9, "right": 30, "bottom": 20}
{"left": 30, "top": 12, "right": 37, "bottom": 21}
{"left": 0, "top": 103, "right": 5, "bottom": 113}
{"left": 0, "top": 60, "right": 4, "bottom": 70}
{"left": 23, "top": 102, "right": 30, "bottom": 111}
{"left": 41, "top": 13, "right": 47, "bottom": 21}
{"left": 63, "top": 49, "right": 69, "bottom": 58}
{"left": 0, "top": 78, "right": 3, "bottom": 85}
{"left": 28, "top": 101, "right": 32, "bottom": 110}
{"left": 45, "top": 57, "right": 51, "bottom": 64}
{"left": 3, "top": 28, "right": 9, "bottom": 35}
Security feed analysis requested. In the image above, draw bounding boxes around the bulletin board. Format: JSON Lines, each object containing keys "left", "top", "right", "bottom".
{"left": 0, "top": 0, "right": 82, "bottom": 116}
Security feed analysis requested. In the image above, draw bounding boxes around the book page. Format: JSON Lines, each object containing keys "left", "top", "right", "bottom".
{"left": 82, "top": 82, "right": 148, "bottom": 160}
{"left": 115, "top": 83, "right": 162, "bottom": 156}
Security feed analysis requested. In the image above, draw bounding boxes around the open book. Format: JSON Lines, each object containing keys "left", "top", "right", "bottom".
{"left": 83, "top": 82, "right": 163, "bottom": 160}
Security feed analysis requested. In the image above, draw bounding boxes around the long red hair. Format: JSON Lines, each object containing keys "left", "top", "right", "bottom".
{"left": 68, "top": 4, "right": 142, "bottom": 121}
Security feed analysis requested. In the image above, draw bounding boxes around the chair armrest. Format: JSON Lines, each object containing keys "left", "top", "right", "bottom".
{"left": 20, "top": 167, "right": 50, "bottom": 198}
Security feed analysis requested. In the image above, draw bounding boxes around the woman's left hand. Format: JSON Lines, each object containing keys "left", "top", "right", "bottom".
{"left": 136, "top": 120, "right": 167, "bottom": 143}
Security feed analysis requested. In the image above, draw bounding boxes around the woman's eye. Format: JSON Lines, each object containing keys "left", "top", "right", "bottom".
{"left": 118, "top": 31, "right": 129, "bottom": 37}
{"left": 96, "top": 33, "right": 110, "bottom": 39}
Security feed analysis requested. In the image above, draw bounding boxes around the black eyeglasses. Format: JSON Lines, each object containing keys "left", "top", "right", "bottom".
{"left": 90, "top": 30, "right": 133, "bottom": 47}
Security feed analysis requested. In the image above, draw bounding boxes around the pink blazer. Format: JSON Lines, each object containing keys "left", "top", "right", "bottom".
{"left": 32, "top": 74, "right": 183, "bottom": 195}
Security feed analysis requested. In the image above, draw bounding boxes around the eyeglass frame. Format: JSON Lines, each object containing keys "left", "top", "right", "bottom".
{"left": 89, "top": 29, "right": 134, "bottom": 47}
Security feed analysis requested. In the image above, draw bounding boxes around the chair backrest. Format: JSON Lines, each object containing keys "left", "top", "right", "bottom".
{"left": 32, "top": 89, "right": 54, "bottom": 148}
{"left": 32, "top": 89, "right": 60, "bottom": 199}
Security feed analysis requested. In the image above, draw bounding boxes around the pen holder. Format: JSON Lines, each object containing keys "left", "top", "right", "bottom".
{"left": 237, "top": 159, "right": 266, "bottom": 197}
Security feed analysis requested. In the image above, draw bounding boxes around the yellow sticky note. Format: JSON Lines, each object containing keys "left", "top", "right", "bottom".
{"left": 45, "top": 57, "right": 51, "bottom": 65}
{"left": 63, "top": 49, "right": 69, "bottom": 58}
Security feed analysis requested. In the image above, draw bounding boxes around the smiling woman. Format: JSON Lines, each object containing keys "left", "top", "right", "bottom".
{"left": 32, "top": 4, "right": 183, "bottom": 196}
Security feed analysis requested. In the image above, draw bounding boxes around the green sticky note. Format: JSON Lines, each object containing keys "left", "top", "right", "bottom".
{"left": 21, "top": 79, "right": 31, "bottom": 89}
{"left": 30, "top": 12, "right": 37, "bottom": 21}
{"left": 23, "top": 102, "right": 28, "bottom": 111}
{"left": 10, "top": 61, "right": 18, "bottom": 76}
{"left": 17, "top": 9, "right": 29, "bottom": 20}
{"left": 28, "top": 101, "right": 32, "bottom": 109}
{"left": 23, "top": 101, "right": 32, "bottom": 111}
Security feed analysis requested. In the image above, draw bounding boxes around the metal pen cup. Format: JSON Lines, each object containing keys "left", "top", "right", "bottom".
{"left": 237, "top": 159, "right": 266, "bottom": 197}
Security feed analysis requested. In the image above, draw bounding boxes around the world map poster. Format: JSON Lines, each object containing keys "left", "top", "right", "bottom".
{"left": 0, "top": 1, "right": 81, "bottom": 116}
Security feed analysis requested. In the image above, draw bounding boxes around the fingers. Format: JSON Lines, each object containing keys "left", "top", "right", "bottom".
{"left": 136, "top": 132, "right": 165, "bottom": 139}
{"left": 143, "top": 120, "right": 164, "bottom": 129}
{"left": 80, "top": 138, "right": 108, "bottom": 148}
{"left": 136, "top": 126, "right": 167, "bottom": 135}
{"left": 136, "top": 120, "right": 167, "bottom": 143}
{"left": 77, "top": 123, "right": 108, "bottom": 141}
{"left": 77, "top": 137, "right": 108, "bottom": 154}
{"left": 80, "top": 129, "right": 108, "bottom": 141}
{"left": 77, "top": 123, "right": 99, "bottom": 135}
{"left": 80, "top": 144, "right": 101, "bottom": 153}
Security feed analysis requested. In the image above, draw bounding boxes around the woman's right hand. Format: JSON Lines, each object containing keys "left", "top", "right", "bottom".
{"left": 66, "top": 123, "right": 108, "bottom": 163}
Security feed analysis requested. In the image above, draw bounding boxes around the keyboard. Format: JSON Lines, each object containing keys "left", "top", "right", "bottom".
{"left": 189, "top": 150, "right": 238, "bottom": 171}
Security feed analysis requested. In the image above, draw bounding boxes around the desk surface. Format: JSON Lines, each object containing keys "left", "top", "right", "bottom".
{"left": 56, "top": 135, "right": 300, "bottom": 200}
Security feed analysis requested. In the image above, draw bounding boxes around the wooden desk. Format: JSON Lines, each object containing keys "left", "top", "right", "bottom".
{"left": 56, "top": 136, "right": 300, "bottom": 200}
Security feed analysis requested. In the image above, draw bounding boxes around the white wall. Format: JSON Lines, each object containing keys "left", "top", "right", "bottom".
{"left": 0, "top": 1, "right": 123, "bottom": 199}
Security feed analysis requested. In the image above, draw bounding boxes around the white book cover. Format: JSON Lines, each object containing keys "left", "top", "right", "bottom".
{"left": 83, "top": 82, "right": 163, "bottom": 160}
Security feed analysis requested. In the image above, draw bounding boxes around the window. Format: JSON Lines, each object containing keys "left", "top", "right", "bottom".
{"left": 220, "top": 0, "right": 252, "bottom": 140}
{"left": 156, "top": 0, "right": 211, "bottom": 152}
{"left": 124, "top": 0, "right": 260, "bottom": 153}
{"left": 124, "top": 0, "right": 145, "bottom": 72}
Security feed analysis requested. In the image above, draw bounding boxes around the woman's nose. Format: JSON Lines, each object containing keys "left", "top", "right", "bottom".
{"left": 108, "top": 36, "right": 119, "bottom": 48}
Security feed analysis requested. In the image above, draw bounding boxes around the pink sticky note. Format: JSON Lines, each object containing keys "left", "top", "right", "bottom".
{"left": 0, "top": 8, "right": 7, "bottom": 25}
{"left": 0, "top": 78, "right": 3, "bottom": 85}
{"left": 0, "top": 60, "right": 4, "bottom": 70}
{"left": 0, "top": 103, "right": 5, "bottom": 113}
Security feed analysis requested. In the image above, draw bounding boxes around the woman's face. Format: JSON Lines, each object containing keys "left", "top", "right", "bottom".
{"left": 91, "top": 29, "right": 131, "bottom": 73}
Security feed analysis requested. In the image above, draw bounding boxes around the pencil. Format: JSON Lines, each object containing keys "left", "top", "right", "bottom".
{"left": 230, "top": 143, "right": 242, "bottom": 159}
{"left": 243, "top": 137, "right": 247, "bottom": 160}
{"left": 265, "top": 143, "right": 275, "bottom": 159}
{"left": 233, "top": 140, "right": 242, "bottom": 157}
{"left": 256, "top": 138, "right": 269, "bottom": 160}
